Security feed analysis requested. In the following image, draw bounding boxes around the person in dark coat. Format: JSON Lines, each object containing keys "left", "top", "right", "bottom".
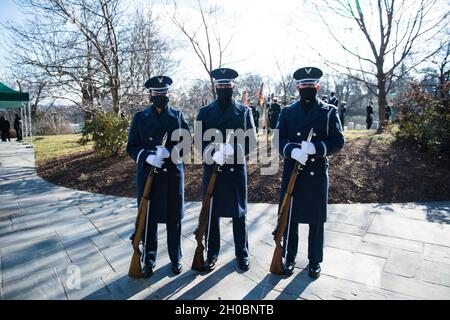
{"left": 339, "top": 101, "right": 347, "bottom": 129}
{"left": 249, "top": 101, "right": 260, "bottom": 134}
{"left": 195, "top": 68, "right": 256, "bottom": 272}
{"left": 14, "top": 114, "right": 22, "bottom": 141}
{"left": 268, "top": 98, "right": 281, "bottom": 130}
{"left": 385, "top": 105, "right": 392, "bottom": 122}
{"left": 0, "top": 116, "right": 11, "bottom": 142}
{"left": 366, "top": 101, "right": 374, "bottom": 129}
{"left": 127, "top": 76, "right": 191, "bottom": 277}
{"left": 276, "top": 67, "right": 345, "bottom": 279}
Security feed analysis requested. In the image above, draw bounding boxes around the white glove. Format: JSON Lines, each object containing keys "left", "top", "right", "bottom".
{"left": 291, "top": 148, "right": 308, "bottom": 165}
{"left": 156, "top": 146, "right": 170, "bottom": 158}
{"left": 212, "top": 143, "right": 234, "bottom": 166}
{"left": 212, "top": 151, "right": 226, "bottom": 166}
{"left": 219, "top": 143, "right": 234, "bottom": 156}
{"left": 146, "top": 154, "right": 164, "bottom": 168}
{"left": 301, "top": 141, "right": 316, "bottom": 155}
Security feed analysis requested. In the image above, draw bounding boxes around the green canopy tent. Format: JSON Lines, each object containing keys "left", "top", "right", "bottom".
{"left": 0, "top": 81, "right": 32, "bottom": 146}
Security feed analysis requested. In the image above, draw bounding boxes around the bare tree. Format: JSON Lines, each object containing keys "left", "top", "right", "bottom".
{"left": 235, "top": 74, "right": 263, "bottom": 101}
{"left": 169, "top": 0, "right": 233, "bottom": 99}
{"left": 5, "top": 0, "right": 176, "bottom": 118}
{"left": 309, "top": 0, "right": 448, "bottom": 130}
{"left": 171, "top": 80, "right": 211, "bottom": 128}
{"left": 120, "top": 7, "right": 178, "bottom": 114}
{"left": 424, "top": 40, "right": 450, "bottom": 99}
{"left": 274, "top": 57, "right": 297, "bottom": 105}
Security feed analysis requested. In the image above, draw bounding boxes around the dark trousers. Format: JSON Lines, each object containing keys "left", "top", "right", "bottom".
{"left": 254, "top": 118, "right": 259, "bottom": 133}
{"left": 141, "top": 219, "right": 182, "bottom": 266}
{"left": 206, "top": 214, "right": 249, "bottom": 260}
{"left": 15, "top": 128, "right": 22, "bottom": 141}
{"left": 1, "top": 131, "right": 11, "bottom": 142}
{"left": 282, "top": 222, "right": 324, "bottom": 264}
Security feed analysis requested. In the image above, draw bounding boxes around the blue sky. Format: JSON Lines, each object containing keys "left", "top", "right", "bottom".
{"left": 0, "top": 0, "right": 22, "bottom": 23}
{"left": 0, "top": 0, "right": 25, "bottom": 83}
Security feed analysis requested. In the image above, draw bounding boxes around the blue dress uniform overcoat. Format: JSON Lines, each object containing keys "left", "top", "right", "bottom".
{"left": 127, "top": 105, "right": 190, "bottom": 224}
{"left": 196, "top": 100, "right": 256, "bottom": 219}
{"left": 269, "top": 102, "right": 281, "bottom": 130}
{"left": 277, "top": 98, "right": 345, "bottom": 224}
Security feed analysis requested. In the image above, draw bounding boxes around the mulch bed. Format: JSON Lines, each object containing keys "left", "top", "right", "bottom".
{"left": 36, "top": 133, "right": 450, "bottom": 204}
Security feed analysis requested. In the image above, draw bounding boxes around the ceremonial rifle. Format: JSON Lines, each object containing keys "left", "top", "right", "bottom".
{"left": 128, "top": 133, "right": 168, "bottom": 278}
{"left": 270, "top": 128, "right": 314, "bottom": 275}
{"left": 192, "top": 133, "right": 233, "bottom": 271}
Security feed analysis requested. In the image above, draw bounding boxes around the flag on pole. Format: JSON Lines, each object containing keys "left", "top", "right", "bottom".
{"left": 241, "top": 90, "right": 249, "bottom": 105}
{"left": 257, "top": 82, "right": 264, "bottom": 107}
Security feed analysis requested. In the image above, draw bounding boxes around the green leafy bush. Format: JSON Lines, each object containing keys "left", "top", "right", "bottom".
{"left": 395, "top": 83, "right": 450, "bottom": 158}
{"left": 80, "top": 111, "right": 130, "bottom": 156}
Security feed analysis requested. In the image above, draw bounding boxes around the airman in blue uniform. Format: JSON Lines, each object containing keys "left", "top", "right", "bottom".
{"left": 127, "top": 76, "right": 190, "bottom": 277}
{"left": 328, "top": 91, "right": 339, "bottom": 108}
{"left": 196, "top": 68, "right": 256, "bottom": 272}
{"left": 276, "top": 67, "right": 345, "bottom": 279}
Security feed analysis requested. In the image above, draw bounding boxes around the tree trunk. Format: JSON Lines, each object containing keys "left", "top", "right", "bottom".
{"left": 108, "top": 75, "right": 121, "bottom": 115}
{"left": 377, "top": 74, "right": 387, "bottom": 133}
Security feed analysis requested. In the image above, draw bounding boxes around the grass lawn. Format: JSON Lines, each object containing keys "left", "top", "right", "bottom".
{"left": 33, "top": 134, "right": 94, "bottom": 161}
{"left": 344, "top": 129, "right": 376, "bottom": 139}
{"left": 31, "top": 128, "right": 396, "bottom": 162}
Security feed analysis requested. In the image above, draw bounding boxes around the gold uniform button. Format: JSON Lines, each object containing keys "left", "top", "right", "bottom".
{"left": 297, "top": 132, "right": 301, "bottom": 136}
{"left": 313, "top": 133, "right": 317, "bottom": 137}
{"left": 310, "top": 171, "right": 315, "bottom": 176}
{"left": 311, "top": 158, "right": 315, "bottom": 162}
{"left": 149, "top": 137, "right": 153, "bottom": 141}
{"left": 230, "top": 168, "right": 234, "bottom": 172}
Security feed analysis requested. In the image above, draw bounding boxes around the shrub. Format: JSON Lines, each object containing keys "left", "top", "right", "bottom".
{"left": 80, "top": 111, "right": 130, "bottom": 156}
{"left": 395, "top": 82, "right": 450, "bottom": 158}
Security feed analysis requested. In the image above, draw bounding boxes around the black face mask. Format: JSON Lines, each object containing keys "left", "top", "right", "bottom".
{"left": 299, "top": 87, "right": 317, "bottom": 102}
{"left": 216, "top": 88, "right": 233, "bottom": 102}
{"left": 151, "top": 95, "right": 169, "bottom": 109}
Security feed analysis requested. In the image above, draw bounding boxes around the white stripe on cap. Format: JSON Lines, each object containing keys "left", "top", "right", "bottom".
{"left": 214, "top": 79, "right": 234, "bottom": 83}
{"left": 296, "top": 78, "right": 319, "bottom": 84}
{"left": 147, "top": 86, "right": 170, "bottom": 91}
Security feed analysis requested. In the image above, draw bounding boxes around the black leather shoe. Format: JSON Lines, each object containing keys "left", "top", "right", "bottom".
{"left": 207, "top": 257, "right": 218, "bottom": 271}
{"left": 283, "top": 261, "right": 296, "bottom": 276}
{"left": 308, "top": 262, "right": 321, "bottom": 280}
{"left": 142, "top": 263, "right": 156, "bottom": 278}
{"left": 172, "top": 262, "right": 182, "bottom": 275}
{"left": 238, "top": 257, "right": 250, "bottom": 271}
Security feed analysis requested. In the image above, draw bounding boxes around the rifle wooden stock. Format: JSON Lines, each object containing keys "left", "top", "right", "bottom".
{"left": 128, "top": 168, "right": 157, "bottom": 278}
{"left": 128, "top": 134, "right": 167, "bottom": 278}
{"left": 192, "top": 133, "right": 232, "bottom": 272}
{"left": 192, "top": 163, "right": 220, "bottom": 271}
{"left": 270, "top": 128, "right": 314, "bottom": 275}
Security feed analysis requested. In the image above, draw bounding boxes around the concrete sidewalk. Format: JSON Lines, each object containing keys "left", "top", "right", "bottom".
{"left": 1, "top": 141, "right": 449, "bottom": 300}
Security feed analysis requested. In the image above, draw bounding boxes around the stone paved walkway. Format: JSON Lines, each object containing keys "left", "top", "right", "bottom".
{"left": 1, "top": 141, "right": 449, "bottom": 300}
